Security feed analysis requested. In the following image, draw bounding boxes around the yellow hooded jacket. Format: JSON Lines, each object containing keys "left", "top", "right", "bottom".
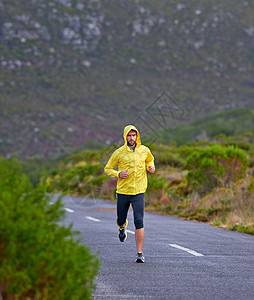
{"left": 104, "top": 125, "right": 155, "bottom": 195}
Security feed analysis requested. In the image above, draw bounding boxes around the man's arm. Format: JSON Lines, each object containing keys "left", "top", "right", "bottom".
{"left": 104, "top": 150, "right": 120, "bottom": 178}
{"left": 145, "top": 149, "right": 155, "bottom": 173}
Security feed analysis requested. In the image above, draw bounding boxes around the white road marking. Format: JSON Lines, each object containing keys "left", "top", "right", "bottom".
{"left": 126, "top": 229, "right": 135, "bottom": 235}
{"left": 65, "top": 208, "right": 74, "bottom": 213}
{"left": 86, "top": 216, "right": 100, "bottom": 222}
{"left": 169, "top": 244, "right": 204, "bottom": 257}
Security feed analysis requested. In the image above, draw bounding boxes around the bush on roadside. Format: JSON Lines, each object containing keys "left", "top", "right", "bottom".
{"left": 186, "top": 145, "right": 248, "bottom": 194}
{"left": 47, "top": 160, "right": 108, "bottom": 198}
{"left": 155, "top": 150, "right": 185, "bottom": 168}
{"left": 0, "top": 156, "right": 99, "bottom": 300}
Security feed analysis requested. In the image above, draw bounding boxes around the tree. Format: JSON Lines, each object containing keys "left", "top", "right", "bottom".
{"left": 0, "top": 156, "right": 99, "bottom": 299}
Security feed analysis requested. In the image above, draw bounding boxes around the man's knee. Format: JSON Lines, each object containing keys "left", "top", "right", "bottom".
{"left": 117, "top": 218, "right": 126, "bottom": 227}
{"left": 134, "top": 218, "right": 143, "bottom": 229}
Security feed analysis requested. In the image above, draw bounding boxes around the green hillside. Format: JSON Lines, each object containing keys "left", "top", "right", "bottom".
{"left": 159, "top": 108, "right": 254, "bottom": 145}
{"left": 0, "top": 0, "right": 253, "bottom": 159}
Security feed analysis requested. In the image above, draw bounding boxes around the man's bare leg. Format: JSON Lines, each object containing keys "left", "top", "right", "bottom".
{"left": 135, "top": 228, "right": 144, "bottom": 253}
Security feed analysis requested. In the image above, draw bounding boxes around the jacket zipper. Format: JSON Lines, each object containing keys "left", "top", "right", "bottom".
{"left": 134, "top": 150, "right": 137, "bottom": 194}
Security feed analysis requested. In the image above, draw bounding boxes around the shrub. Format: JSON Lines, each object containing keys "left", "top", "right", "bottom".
{"left": 48, "top": 162, "right": 105, "bottom": 196}
{"left": 66, "top": 150, "right": 101, "bottom": 166}
{"left": 155, "top": 150, "right": 185, "bottom": 168}
{"left": 147, "top": 175, "right": 167, "bottom": 193}
{"left": 177, "top": 145, "right": 203, "bottom": 159}
{"left": 145, "top": 175, "right": 168, "bottom": 207}
{"left": 230, "top": 224, "right": 254, "bottom": 235}
{"left": 0, "top": 156, "right": 99, "bottom": 299}
{"left": 186, "top": 145, "right": 248, "bottom": 194}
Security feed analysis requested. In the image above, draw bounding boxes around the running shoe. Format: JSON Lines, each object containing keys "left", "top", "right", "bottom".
{"left": 118, "top": 219, "right": 128, "bottom": 242}
{"left": 136, "top": 252, "right": 145, "bottom": 263}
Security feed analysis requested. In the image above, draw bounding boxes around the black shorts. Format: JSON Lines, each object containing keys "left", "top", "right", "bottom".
{"left": 116, "top": 192, "right": 145, "bottom": 230}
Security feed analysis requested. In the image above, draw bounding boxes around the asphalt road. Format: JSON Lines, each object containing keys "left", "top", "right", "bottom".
{"left": 56, "top": 194, "right": 254, "bottom": 300}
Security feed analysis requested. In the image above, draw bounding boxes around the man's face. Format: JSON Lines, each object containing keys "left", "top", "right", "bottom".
{"left": 127, "top": 130, "right": 137, "bottom": 146}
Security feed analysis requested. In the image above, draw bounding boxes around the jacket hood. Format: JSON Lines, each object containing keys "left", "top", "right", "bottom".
{"left": 123, "top": 125, "right": 141, "bottom": 147}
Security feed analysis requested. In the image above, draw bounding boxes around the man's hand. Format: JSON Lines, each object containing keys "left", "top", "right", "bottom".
{"left": 148, "top": 166, "right": 155, "bottom": 173}
{"left": 119, "top": 170, "right": 129, "bottom": 178}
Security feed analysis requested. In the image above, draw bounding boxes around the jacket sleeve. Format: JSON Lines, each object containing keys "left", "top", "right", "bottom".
{"left": 145, "top": 148, "right": 155, "bottom": 171}
{"left": 104, "top": 150, "right": 120, "bottom": 178}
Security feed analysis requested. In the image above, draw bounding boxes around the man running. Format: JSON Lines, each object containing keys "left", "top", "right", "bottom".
{"left": 104, "top": 125, "right": 155, "bottom": 263}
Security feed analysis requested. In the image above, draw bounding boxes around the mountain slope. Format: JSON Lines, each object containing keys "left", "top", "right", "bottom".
{"left": 0, "top": 0, "right": 253, "bottom": 158}
{"left": 159, "top": 108, "right": 254, "bottom": 145}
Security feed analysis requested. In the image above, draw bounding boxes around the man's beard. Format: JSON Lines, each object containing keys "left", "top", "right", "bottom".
{"left": 127, "top": 141, "right": 136, "bottom": 146}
